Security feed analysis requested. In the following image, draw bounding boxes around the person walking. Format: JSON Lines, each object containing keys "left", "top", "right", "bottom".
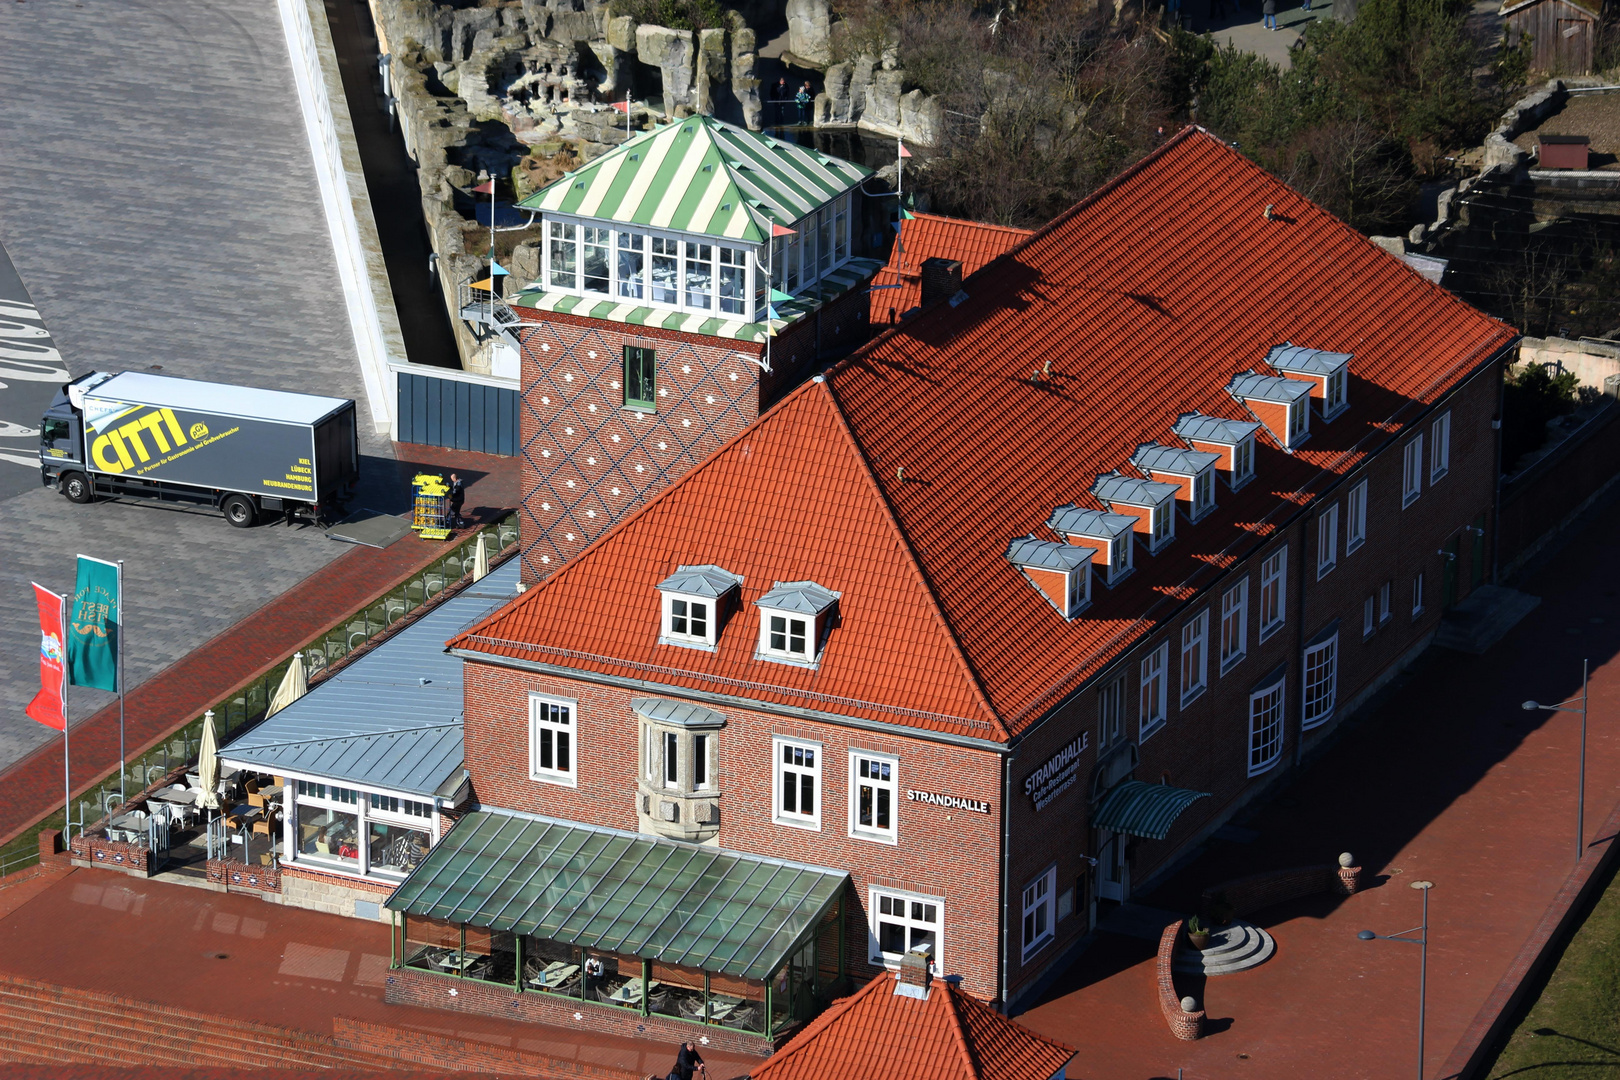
{"left": 448, "top": 472, "right": 466, "bottom": 528}
{"left": 1262, "top": 0, "right": 1278, "bottom": 28}
{"left": 672, "top": 1041, "right": 707, "bottom": 1080}
{"left": 795, "top": 82, "right": 812, "bottom": 125}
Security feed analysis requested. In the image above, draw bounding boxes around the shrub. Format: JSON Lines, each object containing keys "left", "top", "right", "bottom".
{"left": 1501, "top": 362, "right": 1579, "bottom": 473}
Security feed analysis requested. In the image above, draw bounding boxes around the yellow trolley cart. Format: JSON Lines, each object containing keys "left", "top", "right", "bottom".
{"left": 411, "top": 473, "right": 453, "bottom": 540}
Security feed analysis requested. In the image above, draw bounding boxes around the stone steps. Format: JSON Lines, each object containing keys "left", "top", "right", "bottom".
{"left": 1173, "top": 920, "right": 1276, "bottom": 976}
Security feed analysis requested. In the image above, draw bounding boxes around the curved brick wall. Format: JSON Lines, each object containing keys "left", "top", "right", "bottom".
{"left": 1156, "top": 920, "right": 1204, "bottom": 1041}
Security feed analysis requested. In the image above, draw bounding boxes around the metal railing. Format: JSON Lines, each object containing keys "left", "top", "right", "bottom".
{"left": 457, "top": 280, "right": 519, "bottom": 327}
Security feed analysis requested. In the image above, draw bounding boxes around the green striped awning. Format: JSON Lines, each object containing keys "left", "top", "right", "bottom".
{"left": 519, "top": 116, "right": 872, "bottom": 244}
{"left": 385, "top": 809, "right": 848, "bottom": 981}
{"left": 1093, "top": 780, "right": 1209, "bottom": 841}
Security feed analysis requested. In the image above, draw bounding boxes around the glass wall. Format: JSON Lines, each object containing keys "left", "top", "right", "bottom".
{"left": 404, "top": 915, "right": 463, "bottom": 973}
{"left": 648, "top": 960, "right": 707, "bottom": 1022}
{"left": 295, "top": 803, "right": 359, "bottom": 867}
{"left": 585, "top": 948, "right": 645, "bottom": 1009}
{"left": 463, "top": 926, "right": 518, "bottom": 985}
{"left": 706, "top": 971, "right": 767, "bottom": 1033}
{"left": 287, "top": 780, "right": 438, "bottom": 883}
{"left": 522, "top": 936, "right": 583, "bottom": 997}
{"left": 368, "top": 820, "right": 430, "bottom": 876}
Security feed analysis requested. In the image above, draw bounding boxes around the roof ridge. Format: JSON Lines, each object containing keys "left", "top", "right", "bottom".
{"left": 816, "top": 379, "right": 1011, "bottom": 739}
{"left": 940, "top": 979, "right": 983, "bottom": 1080}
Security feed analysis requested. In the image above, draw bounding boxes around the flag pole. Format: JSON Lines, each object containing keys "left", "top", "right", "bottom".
{"left": 61, "top": 598, "right": 70, "bottom": 843}
{"left": 117, "top": 559, "right": 126, "bottom": 803}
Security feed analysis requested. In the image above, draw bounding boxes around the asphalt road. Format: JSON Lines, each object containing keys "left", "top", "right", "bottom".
{"left": 0, "top": 244, "right": 66, "bottom": 498}
{"left": 0, "top": 0, "right": 399, "bottom": 770}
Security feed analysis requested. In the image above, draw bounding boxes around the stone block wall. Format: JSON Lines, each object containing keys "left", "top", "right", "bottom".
{"left": 277, "top": 865, "right": 395, "bottom": 921}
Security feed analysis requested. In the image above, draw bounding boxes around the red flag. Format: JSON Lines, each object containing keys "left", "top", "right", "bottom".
{"left": 471, "top": 180, "right": 495, "bottom": 194}
{"left": 770, "top": 223, "right": 796, "bottom": 238}
{"left": 611, "top": 100, "right": 631, "bottom": 114}
{"left": 26, "top": 584, "right": 66, "bottom": 731}
{"left": 898, "top": 142, "right": 912, "bottom": 160}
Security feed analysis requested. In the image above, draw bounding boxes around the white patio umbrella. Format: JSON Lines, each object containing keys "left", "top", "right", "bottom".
{"left": 266, "top": 652, "right": 308, "bottom": 717}
{"left": 472, "top": 531, "right": 490, "bottom": 582}
{"left": 196, "top": 709, "right": 221, "bottom": 812}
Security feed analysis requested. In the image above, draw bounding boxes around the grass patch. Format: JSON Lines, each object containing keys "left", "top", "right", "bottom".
{"left": 1486, "top": 857, "right": 1620, "bottom": 1078}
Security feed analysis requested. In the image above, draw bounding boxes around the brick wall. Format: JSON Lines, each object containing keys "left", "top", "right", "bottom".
{"left": 206, "top": 859, "right": 282, "bottom": 894}
{"left": 1156, "top": 920, "right": 1203, "bottom": 1040}
{"left": 69, "top": 834, "right": 150, "bottom": 875}
{"left": 462, "top": 662, "right": 1005, "bottom": 1000}
{"left": 1499, "top": 401, "right": 1620, "bottom": 576}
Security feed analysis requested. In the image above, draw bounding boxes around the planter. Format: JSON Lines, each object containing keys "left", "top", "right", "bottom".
{"left": 1187, "top": 930, "right": 1210, "bottom": 950}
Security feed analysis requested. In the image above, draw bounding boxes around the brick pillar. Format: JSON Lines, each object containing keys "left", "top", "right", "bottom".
{"left": 1336, "top": 852, "right": 1361, "bottom": 895}
{"left": 37, "top": 828, "right": 65, "bottom": 866}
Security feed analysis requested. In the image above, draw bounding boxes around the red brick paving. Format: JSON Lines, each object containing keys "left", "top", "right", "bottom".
{"left": 0, "top": 869, "right": 758, "bottom": 1079}
{"left": 1015, "top": 492, "right": 1620, "bottom": 1078}
{"left": 0, "top": 446, "right": 519, "bottom": 849}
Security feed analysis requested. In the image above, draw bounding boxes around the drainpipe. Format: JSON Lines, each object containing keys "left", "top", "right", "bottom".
{"left": 1491, "top": 355, "right": 1507, "bottom": 584}
{"left": 999, "top": 748, "right": 1012, "bottom": 1011}
{"left": 1292, "top": 519, "right": 1308, "bottom": 769}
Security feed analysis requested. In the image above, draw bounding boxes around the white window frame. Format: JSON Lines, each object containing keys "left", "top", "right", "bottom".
{"left": 869, "top": 886, "right": 943, "bottom": 970}
{"left": 1220, "top": 579, "right": 1248, "bottom": 673}
{"left": 1099, "top": 673, "right": 1126, "bottom": 748}
{"left": 662, "top": 730, "right": 680, "bottom": 789}
{"left": 661, "top": 591, "right": 717, "bottom": 650}
{"left": 1346, "top": 480, "right": 1367, "bottom": 554}
{"left": 849, "top": 750, "right": 898, "bottom": 845}
{"left": 1363, "top": 596, "right": 1376, "bottom": 638}
{"left": 1403, "top": 435, "right": 1424, "bottom": 507}
{"left": 1140, "top": 643, "right": 1168, "bottom": 739}
{"left": 529, "top": 694, "right": 578, "bottom": 787}
{"left": 1021, "top": 866, "right": 1057, "bottom": 962}
{"left": 1248, "top": 674, "right": 1286, "bottom": 777}
{"left": 1430, "top": 412, "right": 1451, "bottom": 481}
{"left": 542, "top": 214, "right": 763, "bottom": 321}
{"left": 1259, "top": 548, "right": 1287, "bottom": 642}
{"left": 1302, "top": 632, "right": 1338, "bottom": 730}
{"left": 1287, "top": 400, "right": 1308, "bottom": 445}
{"left": 1065, "top": 566, "right": 1089, "bottom": 617}
{"left": 1325, "top": 368, "right": 1347, "bottom": 417}
{"left": 1231, "top": 436, "right": 1255, "bottom": 488}
{"left": 1150, "top": 499, "right": 1175, "bottom": 550}
{"left": 1180, "top": 611, "right": 1209, "bottom": 706}
{"left": 693, "top": 732, "right": 712, "bottom": 791}
{"left": 1412, "top": 572, "right": 1426, "bottom": 619}
{"left": 773, "top": 737, "right": 822, "bottom": 831}
{"left": 1316, "top": 504, "right": 1339, "bottom": 579}
{"left": 285, "top": 775, "right": 441, "bottom": 882}
{"left": 758, "top": 607, "right": 813, "bottom": 664}
{"left": 1110, "top": 532, "right": 1132, "bottom": 580}
{"left": 1191, "top": 469, "right": 1215, "bottom": 519}
{"left": 1379, "top": 581, "right": 1393, "bottom": 624}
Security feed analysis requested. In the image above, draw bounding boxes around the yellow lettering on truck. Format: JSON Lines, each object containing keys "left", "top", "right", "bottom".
{"left": 136, "top": 411, "right": 172, "bottom": 454}
{"left": 91, "top": 432, "right": 125, "bottom": 472}
{"left": 161, "top": 409, "right": 187, "bottom": 446}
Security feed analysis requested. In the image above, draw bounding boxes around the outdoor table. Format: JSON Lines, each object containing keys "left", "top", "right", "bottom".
{"left": 529, "top": 962, "right": 580, "bottom": 988}
{"left": 707, "top": 996, "right": 742, "bottom": 1021}
{"left": 608, "top": 979, "right": 659, "bottom": 1004}
{"left": 151, "top": 788, "right": 197, "bottom": 805}
{"left": 434, "top": 952, "right": 479, "bottom": 973}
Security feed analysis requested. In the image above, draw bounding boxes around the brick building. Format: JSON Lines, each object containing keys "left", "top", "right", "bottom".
{"left": 497, "top": 116, "right": 884, "bottom": 581}
{"left": 381, "top": 129, "right": 1517, "bottom": 1047}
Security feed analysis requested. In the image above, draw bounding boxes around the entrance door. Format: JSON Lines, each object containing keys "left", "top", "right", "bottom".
{"left": 1097, "top": 830, "right": 1129, "bottom": 902}
{"left": 1442, "top": 536, "right": 1460, "bottom": 608}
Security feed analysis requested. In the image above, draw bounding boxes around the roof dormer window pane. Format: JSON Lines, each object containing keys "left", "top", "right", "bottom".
{"left": 670, "top": 598, "right": 707, "bottom": 638}
{"left": 756, "top": 580, "right": 839, "bottom": 664}
{"left": 770, "top": 614, "right": 807, "bottom": 655}
{"left": 1153, "top": 503, "right": 1172, "bottom": 543}
{"left": 1326, "top": 369, "right": 1346, "bottom": 413}
{"left": 583, "top": 227, "right": 611, "bottom": 293}
{"left": 1194, "top": 470, "right": 1214, "bottom": 515}
{"left": 1234, "top": 438, "right": 1254, "bottom": 483}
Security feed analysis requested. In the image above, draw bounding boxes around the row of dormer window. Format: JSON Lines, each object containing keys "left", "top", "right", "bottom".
{"left": 656, "top": 564, "right": 841, "bottom": 667}
{"left": 1006, "top": 344, "right": 1353, "bottom": 620}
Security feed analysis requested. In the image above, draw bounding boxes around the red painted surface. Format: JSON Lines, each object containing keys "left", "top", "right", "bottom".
{"left": 869, "top": 213, "right": 1034, "bottom": 324}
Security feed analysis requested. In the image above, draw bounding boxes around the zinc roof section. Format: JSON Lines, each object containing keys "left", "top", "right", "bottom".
{"left": 868, "top": 214, "right": 1035, "bottom": 322}
{"left": 756, "top": 581, "right": 840, "bottom": 615}
{"left": 1227, "top": 370, "right": 1313, "bottom": 404}
{"left": 631, "top": 698, "right": 727, "bottom": 728}
{"left": 1172, "top": 412, "right": 1261, "bottom": 445}
{"left": 751, "top": 969, "right": 1075, "bottom": 1080}
{"left": 657, "top": 564, "right": 743, "bottom": 597}
{"left": 520, "top": 117, "right": 871, "bottom": 243}
{"left": 1266, "top": 343, "right": 1352, "bottom": 376}
{"left": 1130, "top": 443, "right": 1221, "bottom": 478}
{"left": 1046, "top": 505, "right": 1135, "bottom": 540}
{"left": 452, "top": 381, "right": 1006, "bottom": 742}
{"left": 1091, "top": 472, "right": 1179, "bottom": 508}
{"left": 1006, "top": 536, "right": 1091, "bottom": 573}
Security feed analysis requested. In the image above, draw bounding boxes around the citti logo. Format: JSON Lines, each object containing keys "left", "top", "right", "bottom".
{"left": 190, "top": 422, "right": 208, "bottom": 440}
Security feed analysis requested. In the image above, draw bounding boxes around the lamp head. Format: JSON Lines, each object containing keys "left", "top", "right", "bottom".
{"left": 1357, "top": 930, "right": 1376, "bottom": 940}
{"left": 1522, "top": 701, "right": 1540, "bottom": 711}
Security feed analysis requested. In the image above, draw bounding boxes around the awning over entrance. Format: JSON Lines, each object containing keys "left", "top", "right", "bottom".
{"left": 385, "top": 809, "right": 848, "bottom": 981}
{"left": 1093, "top": 780, "right": 1209, "bottom": 841}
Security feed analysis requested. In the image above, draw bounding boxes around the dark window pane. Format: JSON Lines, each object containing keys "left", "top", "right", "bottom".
{"left": 800, "top": 774, "right": 814, "bottom": 816}
{"left": 877, "top": 788, "right": 890, "bottom": 829}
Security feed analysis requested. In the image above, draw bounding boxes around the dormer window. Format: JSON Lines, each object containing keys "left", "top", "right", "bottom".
{"left": 1173, "top": 412, "right": 1261, "bottom": 491}
{"left": 1046, "top": 504, "right": 1135, "bottom": 587}
{"left": 1130, "top": 444, "right": 1221, "bottom": 524}
{"left": 755, "top": 581, "right": 840, "bottom": 667}
{"left": 1091, "top": 472, "right": 1180, "bottom": 555}
{"left": 1233, "top": 436, "right": 1254, "bottom": 485}
{"left": 1226, "top": 371, "right": 1314, "bottom": 452}
{"left": 1006, "top": 536, "right": 1092, "bottom": 618}
{"left": 656, "top": 564, "right": 744, "bottom": 651}
{"left": 1266, "top": 344, "right": 1352, "bottom": 421}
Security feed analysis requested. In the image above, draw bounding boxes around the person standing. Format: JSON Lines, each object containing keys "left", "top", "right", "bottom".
{"left": 1262, "top": 0, "right": 1278, "bottom": 28}
{"left": 774, "top": 76, "right": 788, "bottom": 126}
{"left": 795, "top": 82, "right": 812, "bottom": 125}
{"left": 448, "top": 472, "right": 466, "bottom": 528}
{"left": 672, "top": 1041, "right": 707, "bottom": 1080}
{"left": 1209, "top": 0, "right": 1228, "bottom": 21}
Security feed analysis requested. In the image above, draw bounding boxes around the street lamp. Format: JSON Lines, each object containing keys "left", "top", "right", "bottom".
{"left": 1358, "top": 879, "right": 1433, "bottom": 1080}
{"left": 1523, "top": 658, "right": 1590, "bottom": 862}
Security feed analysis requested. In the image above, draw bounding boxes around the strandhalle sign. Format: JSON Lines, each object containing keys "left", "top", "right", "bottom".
{"left": 1024, "top": 733, "right": 1089, "bottom": 811}
{"left": 906, "top": 789, "right": 991, "bottom": 814}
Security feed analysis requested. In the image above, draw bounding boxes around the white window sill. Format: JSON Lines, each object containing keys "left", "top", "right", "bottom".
{"left": 772, "top": 815, "right": 821, "bottom": 832}
{"left": 1412, "top": 607, "right": 1426, "bottom": 620}
{"left": 1220, "top": 652, "right": 1246, "bottom": 676}
{"left": 1402, "top": 492, "right": 1421, "bottom": 508}
{"left": 1247, "top": 755, "right": 1281, "bottom": 778}
{"left": 1302, "top": 709, "right": 1334, "bottom": 731}
{"left": 849, "top": 826, "right": 899, "bottom": 846}
{"left": 1258, "top": 620, "right": 1285, "bottom": 644}
{"left": 1430, "top": 469, "right": 1449, "bottom": 483}
{"left": 1139, "top": 718, "right": 1166, "bottom": 743}
{"left": 659, "top": 634, "right": 718, "bottom": 653}
{"left": 622, "top": 403, "right": 656, "bottom": 415}
{"left": 1179, "top": 685, "right": 1206, "bottom": 709}
{"left": 529, "top": 771, "right": 578, "bottom": 789}
{"left": 754, "top": 649, "right": 820, "bottom": 670}
{"left": 1345, "top": 538, "right": 1365, "bottom": 556}
{"left": 1020, "top": 935, "right": 1055, "bottom": 964}
{"left": 1316, "top": 561, "right": 1337, "bottom": 581}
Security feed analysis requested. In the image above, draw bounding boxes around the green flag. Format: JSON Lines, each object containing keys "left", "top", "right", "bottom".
{"left": 69, "top": 555, "right": 119, "bottom": 691}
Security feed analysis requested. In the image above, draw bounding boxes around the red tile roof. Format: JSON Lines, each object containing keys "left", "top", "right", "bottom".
{"left": 869, "top": 213, "right": 1034, "bottom": 325}
{"left": 752, "top": 972, "right": 1075, "bottom": 1080}
{"left": 454, "top": 128, "right": 1517, "bottom": 740}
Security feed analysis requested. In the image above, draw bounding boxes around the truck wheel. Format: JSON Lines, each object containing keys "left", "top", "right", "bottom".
{"left": 61, "top": 472, "right": 94, "bottom": 504}
{"left": 221, "top": 494, "right": 257, "bottom": 528}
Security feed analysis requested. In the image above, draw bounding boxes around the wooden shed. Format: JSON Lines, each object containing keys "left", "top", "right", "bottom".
{"left": 1501, "top": 0, "right": 1602, "bottom": 74}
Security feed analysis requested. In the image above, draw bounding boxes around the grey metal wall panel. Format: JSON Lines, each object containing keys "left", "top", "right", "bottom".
{"left": 395, "top": 371, "right": 518, "bottom": 457}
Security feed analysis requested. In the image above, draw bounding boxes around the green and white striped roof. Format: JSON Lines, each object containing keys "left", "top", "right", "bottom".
{"left": 519, "top": 116, "right": 872, "bottom": 244}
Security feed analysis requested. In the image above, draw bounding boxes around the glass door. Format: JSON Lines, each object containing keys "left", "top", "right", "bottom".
{"left": 1097, "top": 829, "right": 1129, "bottom": 902}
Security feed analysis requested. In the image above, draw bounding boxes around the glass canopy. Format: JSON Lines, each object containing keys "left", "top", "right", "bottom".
{"left": 385, "top": 809, "right": 848, "bottom": 982}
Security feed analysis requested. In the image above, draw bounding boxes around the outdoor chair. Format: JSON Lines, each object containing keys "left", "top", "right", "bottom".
{"left": 676, "top": 994, "right": 706, "bottom": 1019}
{"left": 727, "top": 1005, "right": 761, "bottom": 1031}
{"left": 645, "top": 988, "right": 671, "bottom": 1013}
{"left": 593, "top": 977, "right": 627, "bottom": 1003}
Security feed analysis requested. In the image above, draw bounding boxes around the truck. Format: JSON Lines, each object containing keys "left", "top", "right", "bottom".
{"left": 39, "top": 371, "right": 359, "bottom": 527}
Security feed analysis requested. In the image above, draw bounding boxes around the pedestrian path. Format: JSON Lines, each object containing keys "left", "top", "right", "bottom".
{"left": 1017, "top": 489, "right": 1620, "bottom": 1079}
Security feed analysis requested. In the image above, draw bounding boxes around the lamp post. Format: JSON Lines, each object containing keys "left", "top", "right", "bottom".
{"left": 1523, "top": 658, "right": 1590, "bottom": 862}
{"left": 1358, "top": 879, "right": 1433, "bottom": 1080}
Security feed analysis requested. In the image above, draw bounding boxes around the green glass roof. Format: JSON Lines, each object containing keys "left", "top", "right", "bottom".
{"left": 385, "top": 809, "right": 847, "bottom": 981}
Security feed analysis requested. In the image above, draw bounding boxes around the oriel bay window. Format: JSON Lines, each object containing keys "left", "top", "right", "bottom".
{"left": 1248, "top": 669, "right": 1286, "bottom": 776}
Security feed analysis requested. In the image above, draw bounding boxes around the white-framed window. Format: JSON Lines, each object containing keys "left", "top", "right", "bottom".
{"left": 1099, "top": 673, "right": 1126, "bottom": 747}
{"left": 542, "top": 218, "right": 763, "bottom": 320}
{"left": 1140, "top": 644, "right": 1168, "bottom": 738}
{"left": 1192, "top": 469, "right": 1215, "bottom": 518}
{"left": 1316, "top": 504, "right": 1339, "bottom": 579}
{"left": 1259, "top": 548, "right": 1287, "bottom": 641}
{"left": 1346, "top": 480, "right": 1367, "bottom": 554}
{"left": 870, "top": 887, "right": 941, "bottom": 968}
{"left": 368, "top": 793, "right": 432, "bottom": 818}
{"left": 529, "top": 695, "right": 577, "bottom": 786}
{"left": 774, "top": 738, "right": 821, "bottom": 829}
{"left": 290, "top": 779, "right": 435, "bottom": 880}
{"left": 1363, "top": 596, "right": 1376, "bottom": 638}
{"left": 1180, "top": 611, "right": 1209, "bottom": 705}
{"left": 1379, "top": 581, "right": 1392, "bottom": 624}
{"left": 1151, "top": 500, "right": 1174, "bottom": 549}
{"left": 1325, "top": 368, "right": 1347, "bottom": 416}
{"left": 663, "top": 730, "right": 680, "bottom": 789}
{"left": 662, "top": 593, "right": 714, "bottom": 648}
{"left": 850, "top": 752, "right": 898, "bottom": 844}
{"left": 760, "top": 610, "right": 809, "bottom": 660}
{"left": 1412, "top": 572, "right": 1426, "bottom": 618}
{"left": 1403, "top": 435, "right": 1424, "bottom": 506}
{"left": 1302, "top": 633, "right": 1338, "bottom": 730}
{"left": 1287, "top": 400, "right": 1308, "bottom": 444}
{"left": 1021, "top": 867, "right": 1057, "bottom": 961}
{"left": 1232, "top": 437, "right": 1255, "bottom": 487}
{"left": 548, "top": 220, "right": 577, "bottom": 289}
{"left": 694, "top": 732, "right": 711, "bottom": 790}
{"left": 1066, "top": 566, "right": 1088, "bottom": 616}
{"left": 582, "top": 226, "right": 611, "bottom": 293}
{"left": 1430, "top": 412, "right": 1451, "bottom": 481}
{"left": 1220, "top": 579, "right": 1248, "bottom": 672}
{"left": 1248, "top": 674, "right": 1286, "bottom": 776}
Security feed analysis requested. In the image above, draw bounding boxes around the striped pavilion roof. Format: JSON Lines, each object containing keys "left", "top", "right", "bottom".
{"left": 518, "top": 116, "right": 872, "bottom": 244}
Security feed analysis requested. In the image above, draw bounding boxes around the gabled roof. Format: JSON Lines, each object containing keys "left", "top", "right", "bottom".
{"left": 1227, "top": 370, "right": 1313, "bottom": 404}
{"left": 752, "top": 971, "right": 1075, "bottom": 1080}
{"left": 1047, "top": 505, "right": 1135, "bottom": 540}
{"left": 1006, "top": 536, "right": 1092, "bottom": 573}
{"left": 656, "top": 564, "right": 743, "bottom": 597}
{"left": 518, "top": 116, "right": 871, "bottom": 243}
{"left": 1266, "top": 343, "right": 1352, "bottom": 376}
{"left": 869, "top": 213, "right": 1035, "bottom": 322}
{"left": 1091, "top": 471, "right": 1179, "bottom": 508}
{"left": 1130, "top": 443, "right": 1221, "bottom": 478}
{"left": 1173, "top": 412, "right": 1261, "bottom": 445}
{"left": 1500, "top": 0, "right": 1598, "bottom": 17}
{"left": 458, "top": 128, "right": 1515, "bottom": 739}
{"left": 757, "top": 580, "right": 840, "bottom": 615}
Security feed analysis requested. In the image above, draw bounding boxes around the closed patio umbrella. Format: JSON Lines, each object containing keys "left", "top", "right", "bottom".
{"left": 196, "top": 709, "right": 221, "bottom": 812}
{"left": 472, "top": 532, "right": 490, "bottom": 582}
{"left": 266, "top": 652, "right": 308, "bottom": 717}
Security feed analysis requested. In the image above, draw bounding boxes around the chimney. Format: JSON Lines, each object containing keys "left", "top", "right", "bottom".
{"left": 920, "top": 258, "right": 963, "bottom": 308}
{"left": 893, "top": 949, "right": 933, "bottom": 999}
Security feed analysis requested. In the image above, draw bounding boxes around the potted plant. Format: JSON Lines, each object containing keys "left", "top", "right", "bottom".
{"left": 1186, "top": 916, "right": 1210, "bottom": 951}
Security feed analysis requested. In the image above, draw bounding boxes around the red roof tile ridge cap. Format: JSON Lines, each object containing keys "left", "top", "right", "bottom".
{"left": 449, "top": 379, "right": 828, "bottom": 653}
{"left": 903, "top": 212, "right": 1038, "bottom": 238}
{"left": 940, "top": 977, "right": 983, "bottom": 1080}
{"left": 814, "top": 378, "right": 1011, "bottom": 741}
{"left": 751, "top": 972, "right": 896, "bottom": 1080}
